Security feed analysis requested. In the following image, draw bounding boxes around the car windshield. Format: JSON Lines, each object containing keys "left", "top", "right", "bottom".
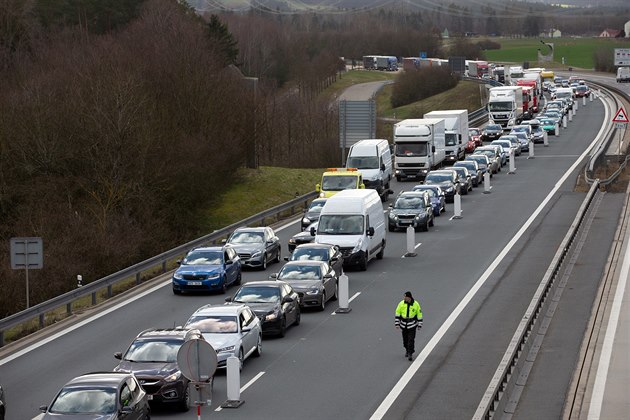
{"left": 467, "top": 156, "right": 486, "bottom": 164}
{"left": 455, "top": 163, "right": 476, "bottom": 172}
{"left": 123, "top": 339, "right": 181, "bottom": 363}
{"left": 485, "top": 124, "right": 501, "bottom": 131}
{"left": 233, "top": 286, "right": 281, "bottom": 303}
{"left": 291, "top": 248, "right": 330, "bottom": 262}
{"left": 476, "top": 150, "right": 495, "bottom": 158}
{"left": 317, "top": 214, "right": 364, "bottom": 235}
{"left": 49, "top": 387, "right": 117, "bottom": 414}
{"left": 511, "top": 126, "right": 528, "bottom": 133}
{"left": 321, "top": 175, "right": 358, "bottom": 191}
{"left": 395, "top": 143, "right": 428, "bottom": 157}
{"left": 278, "top": 265, "right": 322, "bottom": 280}
{"left": 425, "top": 173, "right": 452, "bottom": 183}
{"left": 308, "top": 200, "right": 326, "bottom": 212}
{"left": 346, "top": 156, "right": 379, "bottom": 169}
{"left": 394, "top": 196, "right": 424, "bottom": 209}
{"left": 229, "top": 231, "right": 264, "bottom": 244}
{"left": 445, "top": 133, "right": 458, "bottom": 146}
{"left": 469, "top": 129, "right": 480, "bottom": 136}
{"left": 183, "top": 250, "right": 222, "bottom": 265}
{"left": 186, "top": 315, "right": 238, "bottom": 334}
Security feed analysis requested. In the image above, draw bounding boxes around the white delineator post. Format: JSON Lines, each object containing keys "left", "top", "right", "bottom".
{"left": 508, "top": 148, "right": 516, "bottom": 174}
{"left": 226, "top": 356, "right": 241, "bottom": 403}
{"left": 583, "top": 96, "right": 586, "bottom": 106}
{"left": 335, "top": 273, "right": 352, "bottom": 313}
{"left": 555, "top": 123, "right": 560, "bottom": 136}
{"left": 483, "top": 172, "right": 492, "bottom": 194}
{"left": 453, "top": 193, "right": 462, "bottom": 219}
{"left": 528, "top": 141, "right": 535, "bottom": 159}
{"left": 563, "top": 115, "right": 568, "bottom": 128}
{"left": 544, "top": 130, "right": 549, "bottom": 147}
{"left": 404, "top": 226, "right": 417, "bottom": 257}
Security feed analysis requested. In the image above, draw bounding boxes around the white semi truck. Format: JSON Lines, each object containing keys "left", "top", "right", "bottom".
{"left": 393, "top": 118, "right": 446, "bottom": 181}
{"left": 423, "top": 110, "right": 468, "bottom": 163}
{"left": 487, "top": 86, "right": 524, "bottom": 131}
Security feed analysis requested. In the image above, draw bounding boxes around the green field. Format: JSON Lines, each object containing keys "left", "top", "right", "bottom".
{"left": 483, "top": 37, "right": 630, "bottom": 69}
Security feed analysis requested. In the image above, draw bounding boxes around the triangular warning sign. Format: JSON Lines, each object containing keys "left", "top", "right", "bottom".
{"left": 612, "top": 107, "right": 629, "bottom": 123}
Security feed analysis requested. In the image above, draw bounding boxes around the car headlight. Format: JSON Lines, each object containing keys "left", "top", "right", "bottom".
{"left": 165, "top": 371, "right": 181, "bottom": 382}
{"left": 173, "top": 272, "right": 183, "bottom": 280}
{"left": 207, "top": 273, "right": 220, "bottom": 280}
{"left": 288, "top": 238, "right": 296, "bottom": 244}
{"left": 319, "top": 192, "right": 325, "bottom": 198}
{"left": 265, "top": 311, "right": 279, "bottom": 321}
{"left": 306, "top": 288, "right": 321, "bottom": 295}
{"left": 352, "top": 239, "right": 363, "bottom": 254}
{"left": 251, "top": 251, "right": 262, "bottom": 258}
{"left": 445, "top": 186, "right": 454, "bottom": 193}
{"left": 217, "top": 345, "right": 235, "bottom": 353}
{"left": 389, "top": 213, "right": 397, "bottom": 220}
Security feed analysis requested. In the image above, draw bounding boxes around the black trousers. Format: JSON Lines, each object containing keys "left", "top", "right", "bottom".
{"left": 401, "top": 327, "right": 417, "bottom": 355}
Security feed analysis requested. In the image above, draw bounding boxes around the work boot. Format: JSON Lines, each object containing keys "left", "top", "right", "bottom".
{"left": 408, "top": 353, "right": 413, "bottom": 361}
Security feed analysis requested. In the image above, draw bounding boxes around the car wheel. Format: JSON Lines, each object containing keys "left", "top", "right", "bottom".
{"left": 332, "top": 282, "right": 339, "bottom": 300}
{"left": 420, "top": 219, "right": 429, "bottom": 232}
{"left": 429, "top": 215, "right": 434, "bottom": 227}
{"left": 253, "top": 335, "right": 262, "bottom": 357}
{"left": 294, "top": 308, "right": 301, "bottom": 326}
{"left": 278, "top": 316, "right": 287, "bottom": 338}
{"left": 178, "top": 385, "right": 190, "bottom": 412}
{"left": 358, "top": 253, "right": 368, "bottom": 271}
{"left": 274, "top": 248, "right": 281, "bottom": 263}
{"left": 318, "top": 292, "right": 327, "bottom": 311}
{"left": 220, "top": 280, "right": 228, "bottom": 294}
{"left": 261, "top": 253, "right": 267, "bottom": 270}
{"left": 376, "top": 241, "right": 385, "bottom": 259}
{"left": 238, "top": 348, "right": 244, "bottom": 370}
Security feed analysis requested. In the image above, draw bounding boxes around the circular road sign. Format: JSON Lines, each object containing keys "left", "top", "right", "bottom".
{"left": 177, "top": 339, "right": 217, "bottom": 382}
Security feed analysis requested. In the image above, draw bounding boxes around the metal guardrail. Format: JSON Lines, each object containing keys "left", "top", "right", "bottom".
{"left": 473, "top": 180, "right": 600, "bottom": 419}
{"left": 0, "top": 191, "right": 318, "bottom": 347}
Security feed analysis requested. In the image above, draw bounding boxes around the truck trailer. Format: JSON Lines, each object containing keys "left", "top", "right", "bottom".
{"left": 487, "top": 86, "right": 524, "bottom": 130}
{"left": 423, "top": 110, "right": 469, "bottom": 163}
{"left": 393, "top": 118, "right": 446, "bottom": 181}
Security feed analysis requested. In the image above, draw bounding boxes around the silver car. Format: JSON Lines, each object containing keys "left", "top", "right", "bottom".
{"left": 185, "top": 304, "right": 262, "bottom": 369}
{"left": 224, "top": 226, "right": 281, "bottom": 270}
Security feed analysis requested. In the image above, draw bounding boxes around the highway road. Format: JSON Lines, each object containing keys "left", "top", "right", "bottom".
{"left": 0, "top": 84, "right": 625, "bottom": 419}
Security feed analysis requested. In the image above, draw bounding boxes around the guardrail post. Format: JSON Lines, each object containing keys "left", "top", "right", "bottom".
{"left": 39, "top": 313, "right": 45, "bottom": 328}
{"left": 0, "top": 332, "right": 3, "bottom": 347}
{"left": 92, "top": 292, "right": 97, "bottom": 305}
{"left": 162, "top": 261, "right": 167, "bottom": 273}
{"left": 136, "top": 273, "right": 141, "bottom": 285}
{"left": 107, "top": 285, "right": 112, "bottom": 298}
{"left": 67, "top": 303, "right": 72, "bottom": 316}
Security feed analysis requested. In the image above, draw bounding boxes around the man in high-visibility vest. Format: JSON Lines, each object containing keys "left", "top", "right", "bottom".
{"left": 395, "top": 291, "right": 423, "bottom": 361}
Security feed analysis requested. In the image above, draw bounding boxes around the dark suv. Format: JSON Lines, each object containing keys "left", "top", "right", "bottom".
{"left": 114, "top": 328, "right": 204, "bottom": 411}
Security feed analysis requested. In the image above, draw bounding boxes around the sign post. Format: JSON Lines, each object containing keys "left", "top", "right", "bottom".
{"left": 612, "top": 107, "right": 629, "bottom": 157}
{"left": 10, "top": 237, "right": 43, "bottom": 309}
{"left": 177, "top": 339, "right": 218, "bottom": 415}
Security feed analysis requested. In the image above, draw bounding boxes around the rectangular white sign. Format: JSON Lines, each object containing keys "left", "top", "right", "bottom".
{"left": 614, "top": 48, "right": 630, "bottom": 66}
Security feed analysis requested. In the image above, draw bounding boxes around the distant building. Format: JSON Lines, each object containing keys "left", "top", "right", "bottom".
{"left": 540, "top": 28, "right": 561, "bottom": 38}
{"left": 599, "top": 28, "right": 622, "bottom": 38}
{"left": 625, "top": 20, "right": 630, "bottom": 38}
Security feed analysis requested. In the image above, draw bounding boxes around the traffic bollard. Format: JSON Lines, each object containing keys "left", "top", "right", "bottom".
{"left": 544, "top": 130, "right": 549, "bottom": 147}
{"left": 563, "top": 115, "right": 568, "bottom": 128}
{"left": 335, "top": 274, "right": 352, "bottom": 313}
{"left": 225, "top": 356, "right": 243, "bottom": 406}
{"left": 583, "top": 96, "right": 586, "bottom": 106}
{"left": 508, "top": 149, "right": 516, "bottom": 173}
{"left": 528, "top": 141, "right": 535, "bottom": 159}
{"left": 590, "top": 93, "right": 593, "bottom": 102}
{"left": 574, "top": 100, "right": 578, "bottom": 112}
{"left": 483, "top": 172, "right": 492, "bottom": 194}
{"left": 568, "top": 111, "right": 572, "bottom": 122}
{"left": 453, "top": 193, "right": 462, "bottom": 219}
{"left": 555, "top": 123, "right": 559, "bottom": 136}
{"left": 404, "top": 226, "right": 417, "bottom": 257}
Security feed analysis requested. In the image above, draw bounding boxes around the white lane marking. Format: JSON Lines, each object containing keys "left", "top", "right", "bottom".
{"left": 0, "top": 278, "right": 172, "bottom": 366}
{"left": 215, "top": 371, "right": 266, "bottom": 411}
{"left": 275, "top": 218, "right": 300, "bottom": 232}
{"left": 587, "top": 233, "right": 630, "bottom": 419}
{"left": 331, "top": 292, "right": 361, "bottom": 315}
{"left": 414, "top": 243, "right": 422, "bottom": 250}
{"left": 369, "top": 101, "right": 610, "bottom": 420}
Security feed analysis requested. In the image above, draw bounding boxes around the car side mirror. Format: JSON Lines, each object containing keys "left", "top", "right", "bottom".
{"left": 316, "top": 183, "right": 321, "bottom": 192}
{"left": 381, "top": 164, "right": 386, "bottom": 171}
{"left": 121, "top": 406, "right": 133, "bottom": 414}
{"left": 176, "top": 259, "right": 182, "bottom": 265}
{"left": 114, "top": 352, "right": 122, "bottom": 360}
{"left": 225, "top": 259, "right": 233, "bottom": 265}
{"left": 367, "top": 226, "right": 375, "bottom": 237}
{"left": 39, "top": 406, "right": 48, "bottom": 413}
{"left": 269, "top": 273, "right": 278, "bottom": 279}
{"left": 284, "top": 256, "right": 290, "bottom": 261}
{"left": 221, "top": 238, "right": 227, "bottom": 244}
{"left": 310, "top": 227, "right": 316, "bottom": 236}
{"left": 242, "top": 325, "right": 252, "bottom": 332}
{"left": 359, "top": 183, "right": 365, "bottom": 189}
{"left": 282, "top": 296, "right": 294, "bottom": 304}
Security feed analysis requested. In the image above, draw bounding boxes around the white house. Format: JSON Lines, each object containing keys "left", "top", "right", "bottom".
{"left": 625, "top": 19, "right": 630, "bottom": 38}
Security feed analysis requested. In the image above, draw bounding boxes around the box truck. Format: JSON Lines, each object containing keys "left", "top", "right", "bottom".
{"left": 487, "top": 86, "right": 524, "bottom": 130}
{"left": 393, "top": 118, "right": 446, "bottom": 181}
{"left": 423, "top": 110, "right": 468, "bottom": 163}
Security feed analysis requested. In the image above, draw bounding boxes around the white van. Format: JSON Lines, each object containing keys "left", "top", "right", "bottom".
{"left": 346, "top": 139, "right": 393, "bottom": 201}
{"left": 313, "top": 189, "right": 386, "bottom": 270}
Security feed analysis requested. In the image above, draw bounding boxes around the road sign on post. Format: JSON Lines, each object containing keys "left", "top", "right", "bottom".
{"left": 10, "top": 237, "right": 43, "bottom": 309}
{"left": 612, "top": 107, "right": 629, "bottom": 124}
{"left": 614, "top": 48, "right": 630, "bottom": 66}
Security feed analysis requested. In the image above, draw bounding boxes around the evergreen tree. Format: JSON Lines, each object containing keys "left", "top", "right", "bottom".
{"left": 207, "top": 14, "right": 239, "bottom": 67}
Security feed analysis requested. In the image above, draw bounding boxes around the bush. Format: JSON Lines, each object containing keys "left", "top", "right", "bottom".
{"left": 390, "top": 67, "right": 458, "bottom": 108}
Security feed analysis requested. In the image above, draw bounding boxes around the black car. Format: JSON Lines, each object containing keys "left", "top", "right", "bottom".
{"left": 114, "top": 328, "right": 204, "bottom": 411}
{"left": 481, "top": 124, "right": 503, "bottom": 142}
{"left": 224, "top": 226, "right": 281, "bottom": 270}
{"left": 270, "top": 261, "right": 338, "bottom": 311}
{"left": 287, "top": 242, "right": 344, "bottom": 276}
{"left": 225, "top": 281, "right": 301, "bottom": 337}
{"left": 424, "top": 170, "right": 461, "bottom": 202}
{"left": 288, "top": 222, "right": 317, "bottom": 253}
{"left": 388, "top": 191, "right": 434, "bottom": 232}
{"left": 301, "top": 198, "right": 327, "bottom": 231}
{"left": 40, "top": 372, "right": 151, "bottom": 419}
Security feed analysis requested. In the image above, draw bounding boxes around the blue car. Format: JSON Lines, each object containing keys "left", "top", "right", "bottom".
{"left": 412, "top": 185, "right": 446, "bottom": 216}
{"left": 172, "top": 246, "right": 242, "bottom": 294}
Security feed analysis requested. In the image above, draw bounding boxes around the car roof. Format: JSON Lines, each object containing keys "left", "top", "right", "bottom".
{"left": 65, "top": 372, "right": 131, "bottom": 387}
{"left": 398, "top": 191, "right": 428, "bottom": 197}
{"left": 468, "top": 154, "right": 489, "bottom": 160}
{"left": 240, "top": 280, "right": 288, "bottom": 288}
{"left": 294, "top": 243, "right": 335, "bottom": 250}
{"left": 137, "top": 327, "right": 200, "bottom": 340}
{"left": 189, "top": 246, "right": 225, "bottom": 253}
{"left": 191, "top": 304, "right": 248, "bottom": 316}
{"left": 282, "top": 260, "right": 328, "bottom": 267}
{"left": 234, "top": 227, "right": 267, "bottom": 232}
